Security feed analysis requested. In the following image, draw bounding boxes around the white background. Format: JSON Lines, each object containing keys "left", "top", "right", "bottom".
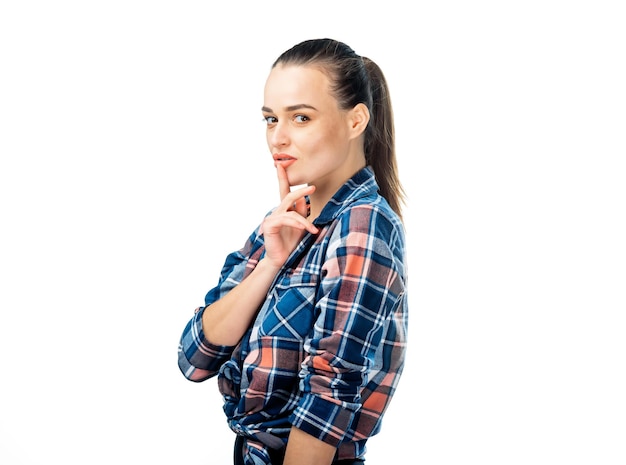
{"left": 1, "top": 1, "right": 624, "bottom": 464}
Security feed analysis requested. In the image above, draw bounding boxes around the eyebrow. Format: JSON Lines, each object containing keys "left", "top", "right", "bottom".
{"left": 261, "top": 104, "right": 318, "bottom": 113}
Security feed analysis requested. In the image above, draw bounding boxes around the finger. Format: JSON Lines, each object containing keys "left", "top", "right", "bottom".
{"left": 279, "top": 185, "right": 315, "bottom": 212}
{"left": 293, "top": 196, "right": 308, "bottom": 217}
{"left": 287, "top": 211, "right": 319, "bottom": 234}
{"left": 276, "top": 163, "right": 291, "bottom": 201}
{"left": 265, "top": 212, "right": 319, "bottom": 234}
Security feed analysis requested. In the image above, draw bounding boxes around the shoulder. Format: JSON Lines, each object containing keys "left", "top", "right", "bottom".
{"left": 335, "top": 195, "right": 405, "bottom": 244}
{"left": 324, "top": 196, "right": 406, "bottom": 276}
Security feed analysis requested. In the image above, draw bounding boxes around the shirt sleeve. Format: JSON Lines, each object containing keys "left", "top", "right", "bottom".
{"left": 177, "top": 226, "right": 266, "bottom": 382}
{"left": 290, "top": 204, "right": 407, "bottom": 446}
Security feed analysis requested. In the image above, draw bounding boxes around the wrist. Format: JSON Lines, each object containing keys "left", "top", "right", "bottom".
{"left": 255, "top": 257, "right": 282, "bottom": 277}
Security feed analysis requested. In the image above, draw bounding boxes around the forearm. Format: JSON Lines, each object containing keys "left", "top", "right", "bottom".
{"left": 283, "top": 426, "right": 336, "bottom": 465}
{"left": 202, "top": 258, "right": 280, "bottom": 345}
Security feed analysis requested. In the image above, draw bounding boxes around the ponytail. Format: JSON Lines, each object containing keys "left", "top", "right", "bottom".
{"left": 362, "top": 57, "right": 406, "bottom": 220}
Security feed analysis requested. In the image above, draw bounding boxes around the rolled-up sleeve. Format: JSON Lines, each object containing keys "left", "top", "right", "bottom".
{"left": 178, "top": 306, "right": 237, "bottom": 382}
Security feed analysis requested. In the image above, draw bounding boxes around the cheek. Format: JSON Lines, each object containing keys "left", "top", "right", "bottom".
{"left": 291, "top": 129, "right": 321, "bottom": 153}
{"left": 301, "top": 125, "right": 342, "bottom": 153}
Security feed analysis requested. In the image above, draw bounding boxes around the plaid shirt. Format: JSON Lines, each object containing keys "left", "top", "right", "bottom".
{"left": 178, "top": 167, "right": 408, "bottom": 463}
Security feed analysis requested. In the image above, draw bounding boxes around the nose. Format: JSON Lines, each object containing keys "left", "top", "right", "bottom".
{"left": 268, "top": 121, "right": 289, "bottom": 149}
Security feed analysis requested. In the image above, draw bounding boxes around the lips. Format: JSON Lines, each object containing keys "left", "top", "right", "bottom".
{"left": 273, "top": 153, "right": 296, "bottom": 168}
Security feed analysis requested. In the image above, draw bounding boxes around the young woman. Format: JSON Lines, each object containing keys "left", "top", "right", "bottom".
{"left": 178, "top": 38, "right": 408, "bottom": 465}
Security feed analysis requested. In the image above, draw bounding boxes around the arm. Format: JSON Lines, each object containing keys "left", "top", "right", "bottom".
{"left": 178, "top": 234, "right": 268, "bottom": 381}
{"left": 179, "top": 164, "right": 319, "bottom": 377}
{"left": 290, "top": 205, "right": 407, "bottom": 447}
{"left": 201, "top": 257, "right": 280, "bottom": 345}
{"left": 283, "top": 427, "right": 336, "bottom": 465}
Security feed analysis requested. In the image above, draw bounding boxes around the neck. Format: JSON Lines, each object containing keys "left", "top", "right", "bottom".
{"left": 307, "top": 163, "right": 365, "bottom": 221}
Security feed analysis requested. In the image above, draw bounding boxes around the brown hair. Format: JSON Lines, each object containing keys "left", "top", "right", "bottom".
{"left": 273, "top": 38, "right": 406, "bottom": 220}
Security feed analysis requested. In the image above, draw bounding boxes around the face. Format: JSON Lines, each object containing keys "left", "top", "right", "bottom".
{"left": 262, "top": 64, "right": 365, "bottom": 191}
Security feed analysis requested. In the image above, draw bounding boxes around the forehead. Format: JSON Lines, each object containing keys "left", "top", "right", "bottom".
{"left": 263, "top": 64, "right": 336, "bottom": 109}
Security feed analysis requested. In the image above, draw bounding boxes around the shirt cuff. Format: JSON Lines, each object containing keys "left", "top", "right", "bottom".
{"left": 178, "top": 307, "right": 236, "bottom": 381}
{"left": 289, "top": 393, "right": 360, "bottom": 447}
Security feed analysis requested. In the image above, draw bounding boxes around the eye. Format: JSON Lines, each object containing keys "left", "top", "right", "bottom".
{"left": 294, "top": 114, "right": 310, "bottom": 123}
{"left": 263, "top": 115, "right": 277, "bottom": 125}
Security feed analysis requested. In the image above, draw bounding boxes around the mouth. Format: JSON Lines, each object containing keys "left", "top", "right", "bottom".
{"left": 273, "top": 153, "right": 296, "bottom": 162}
{"left": 273, "top": 153, "right": 297, "bottom": 168}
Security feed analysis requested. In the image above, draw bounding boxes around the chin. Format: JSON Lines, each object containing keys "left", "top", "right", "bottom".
{"left": 286, "top": 173, "right": 308, "bottom": 187}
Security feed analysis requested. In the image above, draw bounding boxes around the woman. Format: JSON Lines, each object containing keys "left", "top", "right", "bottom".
{"left": 178, "top": 38, "right": 408, "bottom": 465}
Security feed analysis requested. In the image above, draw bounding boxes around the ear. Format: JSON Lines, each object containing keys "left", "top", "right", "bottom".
{"left": 347, "top": 103, "right": 370, "bottom": 139}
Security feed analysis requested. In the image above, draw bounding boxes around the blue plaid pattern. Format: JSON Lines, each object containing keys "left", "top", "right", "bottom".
{"left": 178, "top": 167, "right": 408, "bottom": 463}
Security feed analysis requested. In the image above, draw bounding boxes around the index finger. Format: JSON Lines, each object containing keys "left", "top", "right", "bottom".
{"left": 276, "top": 162, "right": 291, "bottom": 201}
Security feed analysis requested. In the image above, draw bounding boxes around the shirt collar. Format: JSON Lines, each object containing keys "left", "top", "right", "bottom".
{"left": 313, "top": 166, "right": 379, "bottom": 225}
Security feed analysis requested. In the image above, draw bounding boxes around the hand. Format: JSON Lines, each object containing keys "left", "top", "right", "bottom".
{"left": 259, "top": 163, "right": 318, "bottom": 270}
